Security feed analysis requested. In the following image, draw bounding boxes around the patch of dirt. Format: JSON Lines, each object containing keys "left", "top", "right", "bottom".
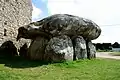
{"left": 96, "top": 52, "right": 120, "bottom": 59}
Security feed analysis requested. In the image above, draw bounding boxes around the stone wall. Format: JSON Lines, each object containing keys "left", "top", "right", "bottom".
{"left": 0, "top": 0, "right": 32, "bottom": 49}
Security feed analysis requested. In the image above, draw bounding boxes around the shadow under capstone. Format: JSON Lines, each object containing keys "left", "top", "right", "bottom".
{"left": 0, "top": 40, "right": 18, "bottom": 58}
{"left": 0, "top": 41, "right": 51, "bottom": 68}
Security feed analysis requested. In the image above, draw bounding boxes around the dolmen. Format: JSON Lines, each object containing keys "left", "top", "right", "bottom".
{"left": 17, "top": 14, "right": 101, "bottom": 62}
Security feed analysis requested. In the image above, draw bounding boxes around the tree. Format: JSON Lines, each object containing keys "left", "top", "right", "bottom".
{"left": 112, "top": 42, "right": 120, "bottom": 48}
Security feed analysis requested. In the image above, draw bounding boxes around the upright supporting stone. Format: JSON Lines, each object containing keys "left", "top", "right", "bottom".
{"left": 86, "top": 40, "right": 96, "bottom": 59}
{"left": 19, "top": 43, "right": 28, "bottom": 59}
{"left": 27, "top": 37, "right": 48, "bottom": 60}
{"left": 73, "top": 36, "right": 87, "bottom": 60}
{"left": 45, "top": 35, "right": 73, "bottom": 62}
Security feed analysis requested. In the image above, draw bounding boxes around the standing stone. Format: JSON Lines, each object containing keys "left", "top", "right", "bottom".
{"left": 73, "top": 36, "right": 87, "bottom": 60}
{"left": 0, "top": 0, "right": 32, "bottom": 50}
{"left": 19, "top": 43, "right": 28, "bottom": 58}
{"left": 87, "top": 41, "right": 96, "bottom": 59}
{"left": 28, "top": 37, "right": 48, "bottom": 60}
{"left": 45, "top": 35, "right": 73, "bottom": 62}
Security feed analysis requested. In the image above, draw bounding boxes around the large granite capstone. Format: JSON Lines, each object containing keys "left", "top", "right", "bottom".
{"left": 17, "top": 14, "right": 101, "bottom": 41}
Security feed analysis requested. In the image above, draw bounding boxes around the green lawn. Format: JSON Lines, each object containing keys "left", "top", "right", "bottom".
{"left": 0, "top": 57, "right": 120, "bottom": 80}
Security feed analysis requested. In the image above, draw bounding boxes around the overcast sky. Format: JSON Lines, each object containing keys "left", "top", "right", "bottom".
{"left": 32, "top": 0, "right": 120, "bottom": 44}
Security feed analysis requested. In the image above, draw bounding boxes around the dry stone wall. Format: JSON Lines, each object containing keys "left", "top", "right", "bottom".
{"left": 0, "top": 0, "right": 32, "bottom": 49}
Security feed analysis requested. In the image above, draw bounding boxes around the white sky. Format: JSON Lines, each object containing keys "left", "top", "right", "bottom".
{"left": 32, "top": 0, "right": 120, "bottom": 43}
{"left": 32, "top": 3, "right": 42, "bottom": 21}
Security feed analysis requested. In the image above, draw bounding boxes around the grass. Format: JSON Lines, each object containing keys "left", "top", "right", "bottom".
{"left": 0, "top": 57, "right": 120, "bottom": 80}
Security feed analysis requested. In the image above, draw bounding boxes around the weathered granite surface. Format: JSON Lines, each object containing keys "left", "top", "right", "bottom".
{"left": 28, "top": 37, "right": 48, "bottom": 60}
{"left": 45, "top": 35, "right": 73, "bottom": 62}
{"left": 73, "top": 36, "right": 87, "bottom": 60}
{"left": 87, "top": 41, "right": 96, "bottom": 59}
{"left": 17, "top": 14, "right": 101, "bottom": 41}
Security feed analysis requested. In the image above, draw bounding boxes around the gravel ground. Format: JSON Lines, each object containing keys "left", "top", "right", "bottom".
{"left": 96, "top": 52, "right": 120, "bottom": 59}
